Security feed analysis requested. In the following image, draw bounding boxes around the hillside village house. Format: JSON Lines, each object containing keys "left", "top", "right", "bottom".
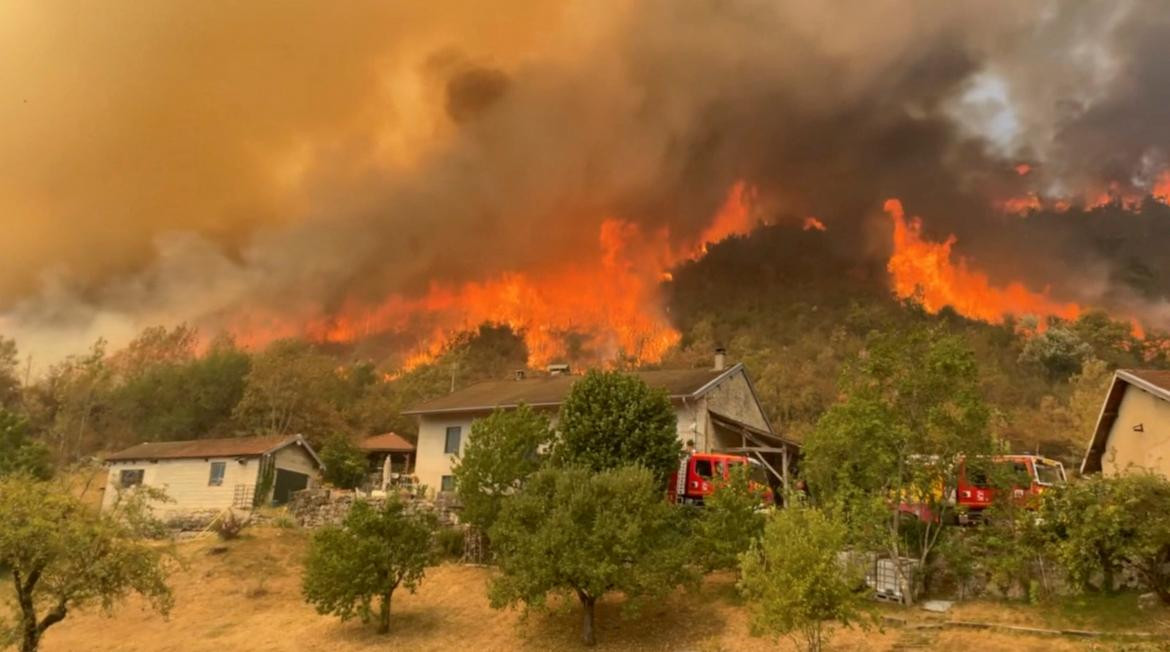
{"left": 102, "top": 434, "right": 322, "bottom": 516}
{"left": 1082, "top": 369, "right": 1170, "bottom": 477}
{"left": 403, "top": 355, "right": 799, "bottom": 496}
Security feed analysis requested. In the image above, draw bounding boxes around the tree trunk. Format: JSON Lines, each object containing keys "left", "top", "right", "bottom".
{"left": 378, "top": 590, "right": 393, "bottom": 634}
{"left": 577, "top": 590, "right": 596, "bottom": 646}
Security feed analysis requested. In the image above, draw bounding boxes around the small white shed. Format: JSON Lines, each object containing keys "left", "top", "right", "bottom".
{"left": 102, "top": 434, "right": 322, "bottom": 516}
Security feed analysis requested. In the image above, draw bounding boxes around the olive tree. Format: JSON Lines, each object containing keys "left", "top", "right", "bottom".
{"left": 302, "top": 497, "right": 438, "bottom": 634}
{"left": 488, "top": 466, "right": 693, "bottom": 646}
{"left": 0, "top": 477, "right": 173, "bottom": 652}
{"left": 739, "top": 506, "right": 872, "bottom": 652}
{"left": 554, "top": 370, "right": 681, "bottom": 482}
{"left": 452, "top": 404, "right": 553, "bottom": 533}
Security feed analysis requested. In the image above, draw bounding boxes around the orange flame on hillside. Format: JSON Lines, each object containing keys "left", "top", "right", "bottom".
{"left": 802, "top": 216, "right": 827, "bottom": 231}
{"left": 885, "top": 198, "right": 1082, "bottom": 325}
{"left": 236, "top": 182, "right": 758, "bottom": 371}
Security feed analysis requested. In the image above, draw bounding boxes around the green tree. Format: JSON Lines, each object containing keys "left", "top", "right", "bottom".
{"left": 0, "top": 335, "right": 22, "bottom": 409}
{"left": 488, "top": 466, "right": 693, "bottom": 646}
{"left": 0, "top": 410, "right": 52, "bottom": 480}
{"left": 302, "top": 498, "right": 438, "bottom": 634}
{"left": 692, "top": 464, "right": 766, "bottom": 571}
{"left": 452, "top": 404, "right": 553, "bottom": 533}
{"left": 554, "top": 370, "right": 681, "bottom": 481}
{"left": 318, "top": 434, "right": 368, "bottom": 489}
{"left": 0, "top": 477, "right": 173, "bottom": 652}
{"left": 739, "top": 506, "right": 872, "bottom": 652}
{"left": 802, "top": 327, "right": 992, "bottom": 603}
{"left": 1039, "top": 475, "right": 1130, "bottom": 593}
{"left": 232, "top": 339, "right": 348, "bottom": 441}
{"left": 1018, "top": 324, "right": 1092, "bottom": 382}
{"left": 1117, "top": 473, "right": 1170, "bottom": 603}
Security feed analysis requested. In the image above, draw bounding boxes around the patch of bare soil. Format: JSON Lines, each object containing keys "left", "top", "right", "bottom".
{"left": 37, "top": 528, "right": 1164, "bottom": 652}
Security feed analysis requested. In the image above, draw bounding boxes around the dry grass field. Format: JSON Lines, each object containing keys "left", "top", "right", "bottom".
{"left": 31, "top": 526, "right": 1170, "bottom": 652}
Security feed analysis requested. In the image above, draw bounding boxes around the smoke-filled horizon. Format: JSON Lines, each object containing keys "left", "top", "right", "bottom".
{"left": 4, "top": 1, "right": 1170, "bottom": 366}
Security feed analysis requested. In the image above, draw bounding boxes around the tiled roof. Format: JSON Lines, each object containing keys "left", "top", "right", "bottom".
{"left": 404, "top": 365, "right": 739, "bottom": 415}
{"left": 359, "top": 432, "right": 416, "bottom": 452}
{"left": 106, "top": 435, "right": 301, "bottom": 462}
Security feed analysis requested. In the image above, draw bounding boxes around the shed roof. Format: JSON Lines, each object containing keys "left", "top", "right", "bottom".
{"left": 359, "top": 433, "right": 416, "bottom": 453}
{"left": 403, "top": 364, "right": 742, "bottom": 416}
{"left": 1081, "top": 369, "right": 1170, "bottom": 474}
{"left": 106, "top": 434, "right": 317, "bottom": 464}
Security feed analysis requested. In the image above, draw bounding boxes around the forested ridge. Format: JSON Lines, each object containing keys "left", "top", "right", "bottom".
{"left": 1, "top": 226, "right": 1163, "bottom": 468}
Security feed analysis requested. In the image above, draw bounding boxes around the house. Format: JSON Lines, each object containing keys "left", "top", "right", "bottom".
{"left": 402, "top": 354, "right": 798, "bottom": 496}
{"left": 1081, "top": 369, "right": 1170, "bottom": 477}
{"left": 359, "top": 432, "right": 417, "bottom": 490}
{"left": 102, "top": 434, "right": 323, "bottom": 515}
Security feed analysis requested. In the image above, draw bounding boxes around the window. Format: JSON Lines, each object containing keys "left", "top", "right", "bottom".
{"left": 119, "top": 469, "right": 144, "bottom": 488}
{"left": 208, "top": 461, "right": 226, "bottom": 486}
{"left": 440, "top": 475, "right": 456, "bottom": 492}
{"left": 693, "top": 459, "right": 714, "bottom": 479}
{"left": 444, "top": 426, "right": 462, "bottom": 455}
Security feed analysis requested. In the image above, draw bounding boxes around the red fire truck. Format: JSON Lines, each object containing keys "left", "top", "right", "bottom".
{"left": 668, "top": 452, "right": 774, "bottom": 505}
{"left": 954, "top": 454, "right": 1066, "bottom": 516}
{"left": 899, "top": 454, "right": 1067, "bottom": 523}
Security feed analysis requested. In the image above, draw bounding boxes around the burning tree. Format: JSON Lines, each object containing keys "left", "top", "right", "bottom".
{"left": 802, "top": 326, "right": 992, "bottom": 604}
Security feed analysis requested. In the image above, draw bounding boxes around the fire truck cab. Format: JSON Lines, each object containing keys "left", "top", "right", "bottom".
{"left": 668, "top": 452, "right": 773, "bottom": 505}
{"left": 956, "top": 454, "right": 1066, "bottom": 514}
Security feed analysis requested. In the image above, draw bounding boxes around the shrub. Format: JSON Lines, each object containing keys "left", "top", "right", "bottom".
{"left": 435, "top": 526, "right": 465, "bottom": 560}
{"left": 214, "top": 509, "right": 250, "bottom": 541}
{"left": 739, "top": 506, "right": 872, "bottom": 652}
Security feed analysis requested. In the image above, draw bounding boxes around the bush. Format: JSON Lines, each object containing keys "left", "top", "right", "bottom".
{"left": 435, "top": 526, "right": 465, "bottom": 560}
{"left": 319, "top": 434, "right": 368, "bottom": 490}
{"left": 739, "top": 506, "right": 872, "bottom": 652}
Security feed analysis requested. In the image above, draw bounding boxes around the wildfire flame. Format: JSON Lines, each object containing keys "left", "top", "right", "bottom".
{"left": 885, "top": 198, "right": 1082, "bottom": 325}
{"left": 802, "top": 216, "right": 827, "bottom": 231}
{"left": 236, "top": 182, "right": 758, "bottom": 371}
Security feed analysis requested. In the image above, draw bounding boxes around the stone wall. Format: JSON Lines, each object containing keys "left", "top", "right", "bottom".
{"left": 288, "top": 487, "right": 461, "bottom": 529}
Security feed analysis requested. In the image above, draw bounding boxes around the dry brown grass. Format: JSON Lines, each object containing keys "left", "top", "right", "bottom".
{"left": 36, "top": 528, "right": 1168, "bottom": 652}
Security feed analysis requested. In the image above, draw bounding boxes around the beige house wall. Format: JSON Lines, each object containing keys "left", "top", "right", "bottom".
{"left": 1103, "top": 385, "right": 1170, "bottom": 477}
{"left": 415, "top": 413, "right": 481, "bottom": 496}
{"left": 102, "top": 456, "right": 261, "bottom": 515}
{"left": 273, "top": 443, "right": 320, "bottom": 477}
{"left": 704, "top": 369, "right": 769, "bottom": 431}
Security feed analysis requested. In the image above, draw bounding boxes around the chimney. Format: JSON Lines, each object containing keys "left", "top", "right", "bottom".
{"left": 547, "top": 363, "right": 570, "bottom": 377}
{"left": 514, "top": 369, "right": 526, "bottom": 381}
{"left": 713, "top": 347, "right": 726, "bottom": 371}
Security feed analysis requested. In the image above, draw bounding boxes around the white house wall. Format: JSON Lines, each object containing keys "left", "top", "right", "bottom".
{"left": 704, "top": 369, "right": 770, "bottom": 431}
{"left": 1103, "top": 384, "right": 1170, "bottom": 477}
{"left": 103, "top": 457, "right": 261, "bottom": 515}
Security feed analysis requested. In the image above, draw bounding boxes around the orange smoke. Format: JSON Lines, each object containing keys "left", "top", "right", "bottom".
{"left": 238, "top": 182, "right": 758, "bottom": 371}
{"left": 885, "top": 198, "right": 1082, "bottom": 325}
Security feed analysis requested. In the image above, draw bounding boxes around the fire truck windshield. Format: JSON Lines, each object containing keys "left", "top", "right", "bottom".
{"left": 1034, "top": 460, "right": 1066, "bottom": 486}
{"left": 747, "top": 460, "right": 769, "bottom": 486}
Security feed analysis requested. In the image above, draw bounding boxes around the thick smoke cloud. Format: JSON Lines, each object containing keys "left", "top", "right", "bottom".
{"left": 2, "top": 1, "right": 1168, "bottom": 365}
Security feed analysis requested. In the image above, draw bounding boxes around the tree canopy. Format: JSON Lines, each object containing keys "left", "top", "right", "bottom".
{"left": 302, "top": 498, "right": 438, "bottom": 634}
{"left": 554, "top": 370, "right": 681, "bottom": 481}
{"left": 452, "top": 404, "right": 554, "bottom": 533}
{"left": 0, "top": 478, "right": 173, "bottom": 652}
{"left": 0, "top": 410, "right": 52, "bottom": 480}
{"left": 488, "top": 466, "right": 693, "bottom": 646}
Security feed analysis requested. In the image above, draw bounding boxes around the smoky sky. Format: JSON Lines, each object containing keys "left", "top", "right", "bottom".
{"left": 3, "top": 0, "right": 1170, "bottom": 363}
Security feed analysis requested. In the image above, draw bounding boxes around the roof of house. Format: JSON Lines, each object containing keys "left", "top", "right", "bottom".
{"left": 359, "top": 433, "right": 416, "bottom": 453}
{"left": 1081, "top": 369, "right": 1170, "bottom": 474}
{"left": 403, "top": 364, "right": 744, "bottom": 416}
{"left": 105, "top": 434, "right": 320, "bottom": 465}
